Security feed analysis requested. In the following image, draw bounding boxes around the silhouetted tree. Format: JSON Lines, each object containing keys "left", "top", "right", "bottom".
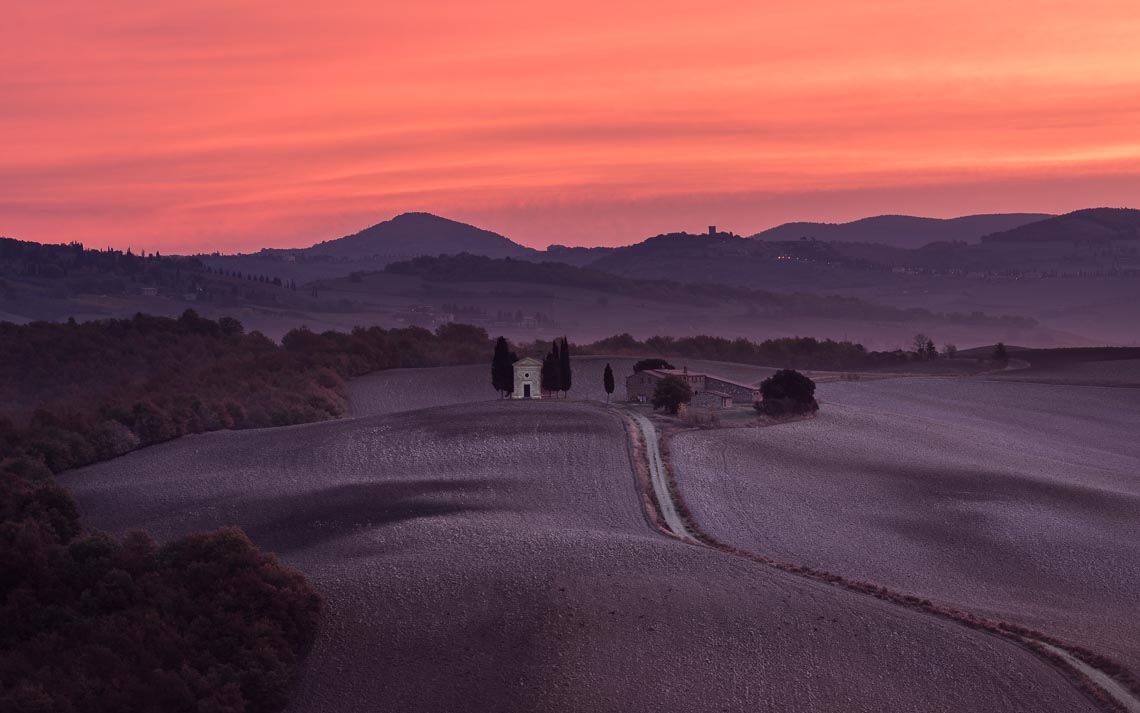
{"left": 633, "top": 358, "right": 674, "bottom": 372}
{"left": 541, "top": 349, "right": 560, "bottom": 395}
{"left": 559, "top": 336, "right": 572, "bottom": 396}
{"left": 912, "top": 333, "right": 930, "bottom": 357}
{"left": 491, "top": 336, "right": 514, "bottom": 398}
{"left": 755, "top": 369, "right": 818, "bottom": 417}
{"left": 943, "top": 343, "right": 958, "bottom": 358}
{"left": 603, "top": 363, "right": 615, "bottom": 402}
{"left": 924, "top": 339, "right": 937, "bottom": 359}
{"left": 993, "top": 342, "right": 1010, "bottom": 365}
{"left": 652, "top": 375, "right": 692, "bottom": 414}
{"left": 543, "top": 340, "right": 561, "bottom": 396}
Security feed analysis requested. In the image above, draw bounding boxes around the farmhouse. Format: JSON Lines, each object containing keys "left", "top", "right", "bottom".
{"left": 625, "top": 366, "right": 761, "bottom": 407}
{"left": 512, "top": 357, "right": 542, "bottom": 399}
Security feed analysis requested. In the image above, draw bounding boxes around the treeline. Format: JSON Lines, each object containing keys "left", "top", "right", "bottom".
{"left": 0, "top": 237, "right": 294, "bottom": 304}
{"left": 571, "top": 333, "right": 906, "bottom": 371}
{"left": 1, "top": 312, "right": 494, "bottom": 712}
{"left": 0, "top": 237, "right": 205, "bottom": 297}
{"left": 1, "top": 313, "right": 493, "bottom": 474}
{"left": 383, "top": 253, "right": 1037, "bottom": 328}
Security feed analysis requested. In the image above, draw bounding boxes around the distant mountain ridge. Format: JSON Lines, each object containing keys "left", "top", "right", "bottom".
{"left": 980, "top": 208, "right": 1140, "bottom": 243}
{"left": 750, "top": 213, "right": 1052, "bottom": 248}
{"left": 306, "top": 212, "right": 538, "bottom": 260}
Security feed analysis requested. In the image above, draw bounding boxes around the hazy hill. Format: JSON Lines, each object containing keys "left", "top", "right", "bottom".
{"left": 980, "top": 208, "right": 1140, "bottom": 243}
{"left": 379, "top": 253, "right": 1035, "bottom": 328}
{"left": 306, "top": 212, "right": 538, "bottom": 260}
{"left": 751, "top": 213, "right": 1051, "bottom": 248}
{"left": 584, "top": 231, "right": 888, "bottom": 290}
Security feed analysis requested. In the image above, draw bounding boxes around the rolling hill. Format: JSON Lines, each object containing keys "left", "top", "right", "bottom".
{"left": 63, "top": 398, "right": 1104, "bottom": 713}
{"left": 980, "top": 208, "right": 1140, "bottom": 243}
{"left": 751, "top": 213, "right": 1052, "bottom": 248}
{"left": 306, "top": 212, "right": 539, "bottom": 260}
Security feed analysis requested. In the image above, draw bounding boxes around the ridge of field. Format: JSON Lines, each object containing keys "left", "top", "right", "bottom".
{"left": 671, "top": 377, "right": 1140, "bottom": 673}
{"left": 62, "top": 400, "right": 1098, "bottom": 712}
{"left": 347, "top": 356, "right": 776, "bottom": 417}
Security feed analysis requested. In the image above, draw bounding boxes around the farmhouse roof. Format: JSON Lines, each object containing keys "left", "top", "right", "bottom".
{"left": 703, "top": 374, "right": 763, "bottom": 391}
{"left": 642, "top": 368, "right": 760, "bottom": 391}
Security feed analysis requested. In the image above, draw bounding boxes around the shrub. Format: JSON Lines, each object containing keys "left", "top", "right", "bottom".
{"left": 755, "top": 369, "right": 818, "bottom": 417}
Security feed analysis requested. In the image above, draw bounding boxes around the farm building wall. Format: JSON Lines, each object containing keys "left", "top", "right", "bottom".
{"left": 703, "top": 376, "right": 761, "bottom": 404}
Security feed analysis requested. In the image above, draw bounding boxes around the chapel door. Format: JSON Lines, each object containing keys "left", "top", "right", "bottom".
{"left": 524, "top": 384, "right": 531, "bottom": 398}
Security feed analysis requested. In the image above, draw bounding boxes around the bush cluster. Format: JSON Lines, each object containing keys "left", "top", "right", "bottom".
{"left": 0, "top": 471, "right": 320, "bottom": 713}
{"left": 754, "top": 369, "right": 819, "bottom": 418}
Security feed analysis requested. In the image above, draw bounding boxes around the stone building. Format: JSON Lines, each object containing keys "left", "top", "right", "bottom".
{"left": 625, "top": 366, "right": 760, "bottom": 407}
{"left": 512, "top": 357, "right": 542, "bottom": 399}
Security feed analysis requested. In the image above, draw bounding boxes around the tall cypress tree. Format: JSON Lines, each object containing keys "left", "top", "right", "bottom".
{"left": 550, "top": 340, "right": 562, "bottom": 395}
{"left": 491, "top": 336, "right": 514, "bottom": 398}
{"left": 559, "top": 336, "right": 572, "bottom": 397}
{"left": 603, "top": 363, "right": 614, "bottom": 402}
{"left": 541, "top": 347, "right": 560, "bottom": 395}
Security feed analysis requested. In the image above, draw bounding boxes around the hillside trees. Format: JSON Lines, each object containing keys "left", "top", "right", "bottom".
{"left": 579, "top": 334, "right": 886, "bottom": 371}
{"left": 1, "top": 312, "right": 505, "bottom": 712}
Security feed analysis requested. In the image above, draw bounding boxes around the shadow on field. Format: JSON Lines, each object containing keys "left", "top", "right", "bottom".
{"left": 243, "top": 479, "right": 517, "bottom": 552}
{"left": 866, "top": 463, "right": 1137, "bottom": 517}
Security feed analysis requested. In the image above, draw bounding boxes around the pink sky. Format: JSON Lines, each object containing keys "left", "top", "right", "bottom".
{"left": 3, "top": 1, "right": 1139, "bottom": 252}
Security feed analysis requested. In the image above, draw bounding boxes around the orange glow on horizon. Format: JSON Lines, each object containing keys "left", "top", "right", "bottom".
{"left": 2, "top": 0, "right": 1139, "bottom": 252}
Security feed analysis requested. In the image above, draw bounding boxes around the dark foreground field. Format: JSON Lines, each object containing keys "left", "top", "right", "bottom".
{"left": 63, "top": 400, "right": 1098, "bottom": 712}
{"left": 672, "top": 376, "right": 1140, "bottom": 674}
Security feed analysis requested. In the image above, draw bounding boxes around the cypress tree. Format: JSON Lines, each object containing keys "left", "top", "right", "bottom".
{"left": 603, "top": 363, "right": 614, "bottom": 402}
{"left": 541, "top": 348, "right": 560, "bottom": 395}
{"left": 550, "top": 340, "right": 562, "bottom": 395}
{"left": 491, "top": 336, "right": 514, "bottom": 397}
{"left": 559, "top": 336, "right": 572, "bottom": 396}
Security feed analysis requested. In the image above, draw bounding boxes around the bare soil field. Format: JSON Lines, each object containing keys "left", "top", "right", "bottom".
{"left": 671, "top": 377, "right": 1140, "bottom": 674}
{"left": 62, "top": 400, "right": 1098, "bottom": 712}
{"left": 347, "top": 356, "right": 775, "bottom": 417}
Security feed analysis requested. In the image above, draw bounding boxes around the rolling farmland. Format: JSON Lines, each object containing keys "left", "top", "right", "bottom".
{"left": 61, "top": 396, "right": 1101, "bottom": 712}
{"left": 671, "top": 376, "right": 1140, "bottom": 675}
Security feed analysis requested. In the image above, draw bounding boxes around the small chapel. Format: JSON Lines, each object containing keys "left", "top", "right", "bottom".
{"left": 511, "top": 357, "right": 543, "bottom": 399}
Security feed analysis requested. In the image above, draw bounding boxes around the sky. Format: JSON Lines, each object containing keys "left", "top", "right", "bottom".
{"left": 2, "top": 1, "right": 1139, "bottom": 253}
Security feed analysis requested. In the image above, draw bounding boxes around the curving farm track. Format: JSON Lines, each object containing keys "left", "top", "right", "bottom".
{"left": 59, "top": 369, "right": 1116, "bottom": 713}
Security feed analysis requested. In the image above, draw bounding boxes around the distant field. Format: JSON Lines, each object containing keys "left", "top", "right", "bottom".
{"left": 347, "top": 356, "right": 776, "bottom": 417}
{"left": 672, "top": 377, "right": 1140, "bottom": 673}
{"left": 992, "top": 358, "right": 1140, "bottom": 387}
{"left": 62, "top": 400, "right": 1095, "bottom": 712}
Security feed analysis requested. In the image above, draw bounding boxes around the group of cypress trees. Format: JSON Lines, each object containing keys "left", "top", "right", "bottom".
{"left": 541, "top": 337, "right": 573, "bottom": 397}
{"left": 492, "top": 336, "right": 581, "bottom": 398}
{"left": 492, "top": 335, "right": 574, "bottom": 398}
